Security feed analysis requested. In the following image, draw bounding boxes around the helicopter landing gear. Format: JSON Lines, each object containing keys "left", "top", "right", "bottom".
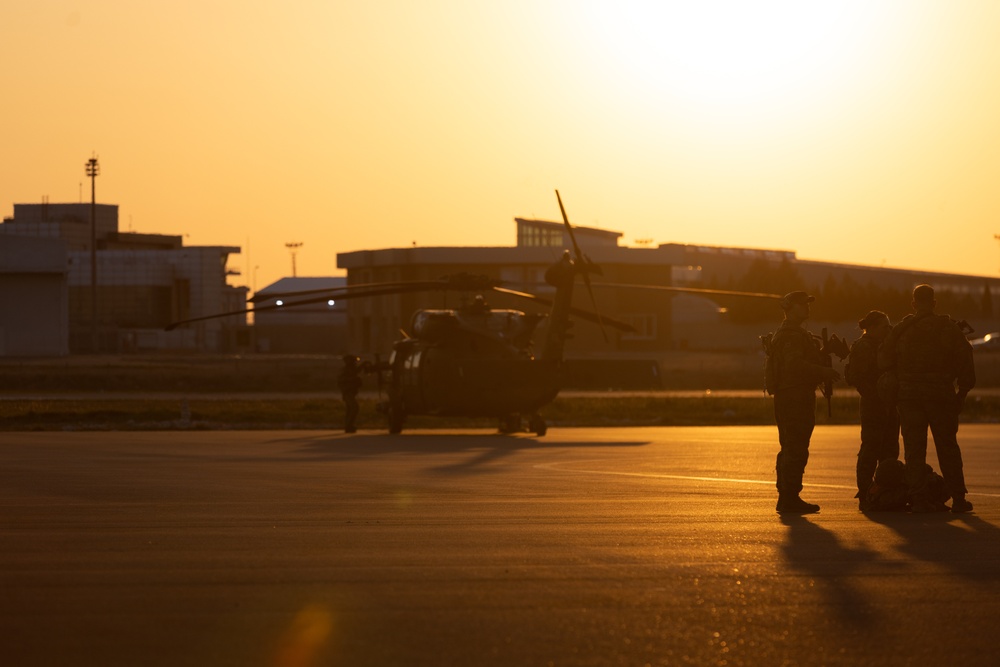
{"left": 498, "top": 414, "right": 522, "bottom": 434}
{"left": 528, "top": 414, "right": 547, "bottom": 437}
{"left": 386, "top": 397, "right": 405, "bottom": 434}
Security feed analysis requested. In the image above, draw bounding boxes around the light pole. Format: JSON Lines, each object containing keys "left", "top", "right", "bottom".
{"left": 86, "top": 156, "right": 100, "bottom": 353}
{"left": 285, "top": 242, "right": 303, "bottom": 277}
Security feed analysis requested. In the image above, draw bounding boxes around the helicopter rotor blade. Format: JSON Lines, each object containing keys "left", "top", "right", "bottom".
{"left": 555, "top": 189, "right": 608, "bottom": 342}
{"left": 555, "top": 189, "right": 585, "bottom": 267}
{"left": 248, "top": 276, "right": 500, "bottom": 304}
{"left": 168, "top": 274, "right": 512, "bottom": 331}
{"left": 164, "top": 304, "right": 257, "bottom": 331}
{"left": 586, "top": 283, "right": 782, "bottom": 300}
{"left": 165, "top": 282, "right": 449, "bottom": 331}
{"left": 491, "top": 286, "right": 636, "bottom": 333}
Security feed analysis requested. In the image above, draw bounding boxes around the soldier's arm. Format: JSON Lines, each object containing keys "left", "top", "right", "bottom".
{"left": 955, "top": 329, "right": 976, "bottom": 395}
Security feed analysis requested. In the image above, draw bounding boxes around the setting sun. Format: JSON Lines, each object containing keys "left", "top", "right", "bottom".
{"left": 583, "top": 2, "right": 887, "bottom": 125}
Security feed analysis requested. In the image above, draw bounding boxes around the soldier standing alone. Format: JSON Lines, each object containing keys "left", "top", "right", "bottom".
{"left": 764, "top": 291, "right": 843, "bottom": 515}
{"left": 338, "top": 354, "right": 364, "bottom": 434}
{"left": 878, "top": 284, "right": 975, "bottom": 513}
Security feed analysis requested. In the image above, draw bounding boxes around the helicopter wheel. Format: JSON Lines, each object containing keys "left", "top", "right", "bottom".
{"left": 498, "top": 414, "right": 521, "bottom": 434}
{"left": 528, "top": 414, "right": 547, "bottom": 437}
{"left": 387, "top": 400, "right": 405, "bottom": 434}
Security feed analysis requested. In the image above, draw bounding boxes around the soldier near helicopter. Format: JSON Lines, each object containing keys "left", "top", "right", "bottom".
{"left": 877, "top": 284, "right": 976, "bottom": 513}
{"left": 338, "top": 353, "right": 370, "bottom": 433}
{"left": 844, "top": 310, "right": 900, "bottom": 510}
{"left": 761, "top": 291, "right": 845, "bottom": 515}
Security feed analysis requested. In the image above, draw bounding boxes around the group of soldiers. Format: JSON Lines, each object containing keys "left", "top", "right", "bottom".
{"left": 766, "top": 284, "right": 975, "bottom": 515}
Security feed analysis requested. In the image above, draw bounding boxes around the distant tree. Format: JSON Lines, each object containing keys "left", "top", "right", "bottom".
{"left": 723, "top": 258, "right": 804, "bottom": 323}
{"left": 935, "top": 289, "right": 979, "bottom": 321}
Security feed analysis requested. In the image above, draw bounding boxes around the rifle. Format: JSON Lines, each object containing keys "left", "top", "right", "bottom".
{"left": 820, "top": 328, "right": 850, "bottom": 417}
{"left": 821, "top": 328, "right": 834, "bottom": 417}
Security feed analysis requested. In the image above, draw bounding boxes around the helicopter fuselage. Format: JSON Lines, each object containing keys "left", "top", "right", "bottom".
{"left": 382, "top": 306, "right": 559, "bottom": 427}
{"left": 388, "top": 340, "right": 560, "bottom": 418}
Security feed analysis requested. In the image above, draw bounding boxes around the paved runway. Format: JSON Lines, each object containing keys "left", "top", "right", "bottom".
{"left": 3, "top": 426, "right": 999, "bottom": 666}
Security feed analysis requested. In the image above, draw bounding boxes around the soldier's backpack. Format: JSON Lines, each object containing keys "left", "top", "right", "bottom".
{"left": 913, "top": 464, "right": 950, "bottom": 507}
{"left": 843, "top": 337, "right": 864, "bottom": 388}
{"left": 866, "top": 459, "right": 908, "bottom": 511}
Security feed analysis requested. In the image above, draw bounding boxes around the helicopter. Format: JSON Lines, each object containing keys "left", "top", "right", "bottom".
{"left": 167, "top": 191, "right": 781, "bottom": 435}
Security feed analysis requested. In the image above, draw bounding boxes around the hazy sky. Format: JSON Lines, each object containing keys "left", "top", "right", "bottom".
{"left": 4, "top": 1, "right": 1000, "bottom": 291}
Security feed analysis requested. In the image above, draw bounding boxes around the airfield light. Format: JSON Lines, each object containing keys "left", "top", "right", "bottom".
{"left": 276, "top": 300, "right": 284, "bottom": 306}
{"left": 328, "top": 300, "right": 335, "bottom": 306}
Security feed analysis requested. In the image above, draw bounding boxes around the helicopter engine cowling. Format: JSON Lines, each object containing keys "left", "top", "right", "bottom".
{"left": 410, "top": 310, "right": 460, "bottom": 342}
{"left": 411, "top": 308, "right": 541, "bottom": 348}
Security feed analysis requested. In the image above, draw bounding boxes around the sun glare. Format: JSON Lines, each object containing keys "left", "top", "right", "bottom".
{"left": 585, "top": 2, "right": 879, "bottom": 121}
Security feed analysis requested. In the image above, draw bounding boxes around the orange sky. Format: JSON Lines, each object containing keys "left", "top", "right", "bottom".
{"left": 3, "top": 1, "right": 1000, "bottom": 292}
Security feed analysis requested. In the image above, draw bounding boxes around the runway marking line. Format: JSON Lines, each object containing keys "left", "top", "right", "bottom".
{"left": 534, "top": 460, "right": 854, "bottom": 490}
{"left": 534, "top": 460, "right": 1000, "bottom": 497}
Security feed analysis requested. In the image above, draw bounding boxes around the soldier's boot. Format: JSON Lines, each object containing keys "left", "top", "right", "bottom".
{"left": 951, "top": 496, "right": 974, "bottom": 514}
{"left": 855, "top": 483, "right": 873, "bottom": 512}
{"left": 776, "top": 494, "right": 820, "bottom": 515}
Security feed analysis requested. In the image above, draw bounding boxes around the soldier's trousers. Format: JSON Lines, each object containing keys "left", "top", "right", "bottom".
{"left": 896, "top": 396, "right": 967, "bottom": 500}
{"left": 857, "top": 392, "right": 900, "bottom": 495}
{"left": 343, "top": 394, "right": 359, "bottom": 432}
{"left": 774, "top": 388, "right": 816, "bottom": 496}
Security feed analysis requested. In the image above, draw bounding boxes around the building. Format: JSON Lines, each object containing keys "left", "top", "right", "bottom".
{"left": 337, "top": 217, "right": 1000, "bottom": 356}
{"left": 0, "top": 202, "right": 246, "bottom": 353}
{"left": 0, "top": 235, "right": 69, "bottom": 356}
{"left": 252, "top": 277, "right": 348, "bottom": 353}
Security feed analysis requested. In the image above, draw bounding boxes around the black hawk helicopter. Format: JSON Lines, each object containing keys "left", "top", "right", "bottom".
{"left": 167, "top": 191, "right": 780, "bottom": 435}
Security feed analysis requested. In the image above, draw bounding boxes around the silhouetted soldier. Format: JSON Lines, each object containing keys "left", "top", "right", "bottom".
{"left": 878, "top": 284, "right": 975, "bottom": 513}
{"left": 766, "top": 291, "right": 842, "bottom": 514}
{"left": 845, "top": 310, "right": 900, "bottom": 510}
{"left": 338, "top": 354, "right": 364, "bottom": 434}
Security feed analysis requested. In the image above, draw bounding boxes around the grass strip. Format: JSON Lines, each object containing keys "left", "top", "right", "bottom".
{"left": 3, "top": 395, "right": 999, "bottom": 431}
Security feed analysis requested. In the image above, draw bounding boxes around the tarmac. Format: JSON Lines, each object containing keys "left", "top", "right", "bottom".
{"left": 2, "top": 425, "right": 999, "bottom": 666}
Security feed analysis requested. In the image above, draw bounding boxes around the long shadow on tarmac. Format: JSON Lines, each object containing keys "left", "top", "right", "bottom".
{"left": 278, "top": 432, "right": 652, "bottom": 472}
{"left": 779, "top": 515, "right": 880, "bottom": 627}
{"left": 865, "top": 511, "right": 1000, "bottom": 584}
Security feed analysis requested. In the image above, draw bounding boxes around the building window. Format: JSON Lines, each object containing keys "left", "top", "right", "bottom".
{"left": 519, "top": 222, "right": 564, "bottom": 248}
